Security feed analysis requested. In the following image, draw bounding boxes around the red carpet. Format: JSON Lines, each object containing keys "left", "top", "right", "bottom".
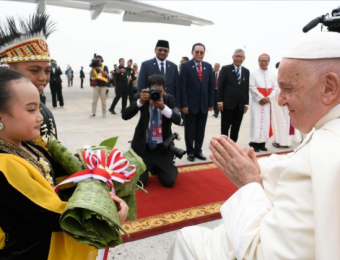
{"left": 122, "top": 151, "right": 292, "bottom": 242}
{"left": 122, "top": 162, "right": 237, "bottom": 242}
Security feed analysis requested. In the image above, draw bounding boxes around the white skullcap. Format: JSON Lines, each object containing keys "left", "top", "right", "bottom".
{"left": 283, "top": 32, "right": 340, "bottom": 59}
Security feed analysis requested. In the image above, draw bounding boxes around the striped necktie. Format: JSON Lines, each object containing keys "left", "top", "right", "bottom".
{"left": 236, "top": 67, "right": 241, "bottom": 85}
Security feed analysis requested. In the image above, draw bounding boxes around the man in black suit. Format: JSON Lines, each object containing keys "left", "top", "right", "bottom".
{"left": 217, "top": 49, "right": 250, "bottom": 142}
{"left": 122, "top": 74, "right": 181, "bottom": 187}
{"left": 49, "top": 59, "right": 64, "bottom": 108}
{"left": 180, "top": 43, "right": 214, "bottom": 162}
{"left": 80, "top": 66, "right": 85, "bottom": 88}
{"left": 137, "top": 40, "right": 180, "bottom": 107}
{"left": 109, "top": 58, "right": 128, "bottom": 114}
{"left": 126, "top": 59, "right": 136, "bottom": 105}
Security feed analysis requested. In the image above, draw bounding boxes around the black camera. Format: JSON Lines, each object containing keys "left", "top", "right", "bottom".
{"left": 163, "top": 133, "right": 186, "bottom": 159}
{"left": 303, "top": 6, "right": 340, "bottom": 33}
{"left": 89, "top": 53, "right": 100, "bottom": 68}
{"left": 147, "top": 87, "right": 161, "bottom": 101}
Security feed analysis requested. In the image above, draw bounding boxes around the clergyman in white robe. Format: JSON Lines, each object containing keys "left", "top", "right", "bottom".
{"left": 249, "top": 68, "right": 278, "bottom": 150}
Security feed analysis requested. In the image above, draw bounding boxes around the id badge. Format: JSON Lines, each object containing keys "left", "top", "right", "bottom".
{"left": 152, "top": 126, "right": 162, "bottom": 141}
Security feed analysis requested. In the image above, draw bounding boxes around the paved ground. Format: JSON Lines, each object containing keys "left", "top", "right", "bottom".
{"left": 45, "top": 75, "right": 297, "bottom": 260}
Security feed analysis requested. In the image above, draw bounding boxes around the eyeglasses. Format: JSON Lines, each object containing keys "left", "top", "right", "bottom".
{"left": 259, "top": 60, "right": 269, "bottom": 63}
{"left": 157, "top": 48, "right": 169, "bottom": 53}
{"left": 194, "top": 51, "right": 205, "bottom": 55}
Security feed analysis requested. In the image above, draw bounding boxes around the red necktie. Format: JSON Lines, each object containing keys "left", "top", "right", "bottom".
{"left": 215, "top": 72, "right": 218, "bottom": 89}
{"left": 197, "top": 63, "right": 203, "bottom": 82}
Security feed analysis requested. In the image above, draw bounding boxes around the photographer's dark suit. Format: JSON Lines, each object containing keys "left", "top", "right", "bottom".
{"left": 137, "top": 58, "right": 180, "bottom": 107}
{"left": 217, "top": 64, "right": 249, "bottom": 142}
{"left": 49, "top": 67, "right": 64, "bottom": 107}
{"left": 122, "top": 94, "right": 181, "bottom": 187}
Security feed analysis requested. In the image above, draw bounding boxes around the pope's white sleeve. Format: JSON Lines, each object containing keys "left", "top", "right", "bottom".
{"left": 221, "top": 182, "right": 272, "bottom": 260}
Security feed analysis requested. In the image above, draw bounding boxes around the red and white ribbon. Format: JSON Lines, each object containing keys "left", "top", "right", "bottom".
{"left": 54, "top": 148, "right": 136, "bottom": 193}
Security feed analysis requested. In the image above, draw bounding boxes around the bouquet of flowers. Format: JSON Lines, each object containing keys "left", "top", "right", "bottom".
{"left": 48, "top": 137, "right": 146, "bottom": 248}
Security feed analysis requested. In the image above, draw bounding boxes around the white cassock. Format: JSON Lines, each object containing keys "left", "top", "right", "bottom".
{"left": 249, "top": 68, "right": 278, "bottom": 143}
{"left": 271, "top": 89, "right": 302, "bottom": 146}
{"left": 168, "top": 105, "right": 340, "bottom": 260}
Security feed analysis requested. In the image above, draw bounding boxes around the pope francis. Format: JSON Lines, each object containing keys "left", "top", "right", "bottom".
{"left": 168, "top": 32, "right": 340, "bottom": 260}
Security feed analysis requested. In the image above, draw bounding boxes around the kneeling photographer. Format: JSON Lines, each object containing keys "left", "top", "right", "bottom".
{"left": 122, "top": 74, "right": 181, "bottom": 187}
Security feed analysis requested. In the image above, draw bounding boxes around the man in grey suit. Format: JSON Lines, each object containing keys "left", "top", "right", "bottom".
{"left": 137, "top": 40, "right": 180, "bottom": 107}
{"left": 180, "top": 43, "right": 214, "bottom": 162}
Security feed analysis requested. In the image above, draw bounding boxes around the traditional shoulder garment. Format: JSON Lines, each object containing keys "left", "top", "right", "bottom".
{"left": 249, "top": 68, "right": 278, "bottom": 143}
{"left": 0, "top": 139, "right": 97, "bottom": 260}
{"left": 0, "top": 13, "right": 58, "bottom": 151}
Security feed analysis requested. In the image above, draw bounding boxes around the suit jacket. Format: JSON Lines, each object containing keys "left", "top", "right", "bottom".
{"left": 122, "top": 94, "right": 181, "bottom": 155}
{"left": 217, "top": 64, "right": 249, "bottom": 111}
{"left": 137, "top": 58, "right": 180, "bottom": 107}
{"left": 50, "top": 67, "right": 63, "bottom": 84}
{"left": 80, "top": 69, "right": 85, "bottom": 78}
{"left": 180, "top": 59, "right": 214, "bottom": 114}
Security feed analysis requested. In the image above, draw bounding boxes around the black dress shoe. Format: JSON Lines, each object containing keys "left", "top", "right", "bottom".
{"left": 187, "top": 154, "right": 195, "bottom": 162}
{"left": 272, "top": 142, "right": 280, "bottom": 148}
{"left": 259, "top": 143, "right": 268, "bottom": 152}
{"left": 194, "top": 153, "right": 207, "bottom": 160}
{"left": 108, "top": 109, "right": 116, "bottom": 114}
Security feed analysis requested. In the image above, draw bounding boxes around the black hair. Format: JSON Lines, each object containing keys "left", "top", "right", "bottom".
{"left": 147, "top": 74, "right": 165, "bottom": 90}
{"left": 119, "top": 58, "right": 124, "bottom": 62}
{"left": 0, "top": 68, "right": 28, "bottom": 113}
{"left": 191, "top": 43, "right": 206, "bottom": 52}
{"left": 276, "top": 62, "right": 280, "bottom": 69}
{"left": 182, "top": 57, "right": 189, "bottom": 62}
{"left": 128, "top": 59, "right": 133, "bottom": 63}
{"left": 96, "top": 55, "right": 103, "bottom": 62}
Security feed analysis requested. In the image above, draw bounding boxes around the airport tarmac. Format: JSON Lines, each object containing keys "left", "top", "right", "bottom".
{"left": 45, "top": 75, "right": 297, "bottom": 260}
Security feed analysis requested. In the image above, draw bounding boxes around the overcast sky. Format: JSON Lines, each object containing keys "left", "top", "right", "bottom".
{"left": 0, "top": 1, "right": 337, "bottom": 73}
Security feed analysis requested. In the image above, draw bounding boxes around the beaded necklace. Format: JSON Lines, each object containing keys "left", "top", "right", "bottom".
{"left": 0, "top": 138, "right": 54, "bottom": 188}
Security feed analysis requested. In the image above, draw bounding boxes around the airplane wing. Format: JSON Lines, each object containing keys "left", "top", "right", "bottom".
{"left": 5, "top": 0, "right": 214, "bottom": 26}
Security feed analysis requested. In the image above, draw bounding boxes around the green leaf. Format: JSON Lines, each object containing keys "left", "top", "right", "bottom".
{"left": 99, "top": 137, "right": 119, "bottom": 149}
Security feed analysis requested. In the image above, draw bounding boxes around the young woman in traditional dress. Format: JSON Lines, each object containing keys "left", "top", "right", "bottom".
{"left": 0, "top": 69, "right": 128, "bottom": 260}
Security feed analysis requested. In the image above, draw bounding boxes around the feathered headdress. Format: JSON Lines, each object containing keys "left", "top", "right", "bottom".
{"left": 0, "top": 13, "right": 56, "bottom": 64}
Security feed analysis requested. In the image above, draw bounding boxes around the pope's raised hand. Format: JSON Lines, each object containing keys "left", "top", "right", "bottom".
{"left": 209, "top": 135, "right": 261, "bottom": 188}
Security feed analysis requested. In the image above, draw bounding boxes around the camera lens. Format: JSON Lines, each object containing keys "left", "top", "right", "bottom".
{"left": 150, "top": 92, "right": 160, "bottom": 101}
